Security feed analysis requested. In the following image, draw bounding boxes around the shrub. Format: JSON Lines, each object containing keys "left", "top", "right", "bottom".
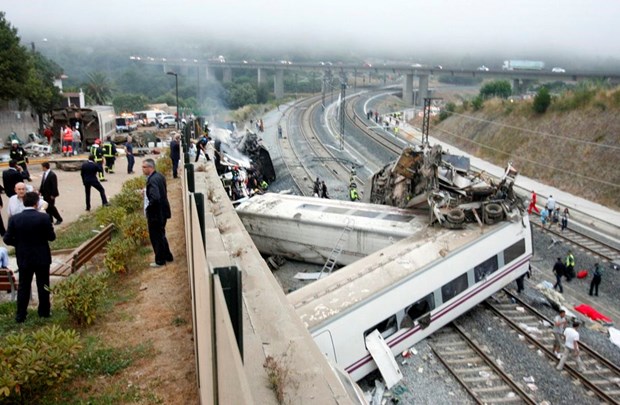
{"left": 472, "top": 96, "right": 484, "bottom": 111}
{"left": 155, "top": 154, "right": 172, "bottom": 177}
{"left": 480, "top": 80, "right": 512, "bottom": 99}
{"left": 0, "top": 325, "right": 82, "bottom": 401}
{"left": 113, "top": 176, "right": 146, "bottom": 213}
{"left": 95, "top": 205, "right": 127, "bottom": 229}
{"left": 439, "top": 102, "right": 455, "bottom": 121}
{"left": 104, "top": 237, "right": 133, "bottom": 274}
{"left": 51, "top": 272, "right": 109, "bottom": 326}
{"left": 532, "top": 87, "right": 551, "bottom": 114}
{"left": 120, "top": 212, "right": 149, "bottom": 245}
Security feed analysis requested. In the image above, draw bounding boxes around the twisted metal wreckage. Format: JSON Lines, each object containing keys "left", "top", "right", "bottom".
{"left": 366, "top": 144, "right": 525, "bottom": 228}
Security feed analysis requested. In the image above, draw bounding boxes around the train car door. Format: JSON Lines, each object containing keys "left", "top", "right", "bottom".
{"left": 365, "top": 330, "right": 403, "bottom": 389}
{"left": 314, "top": 330, "right": 337, "bottom": 363}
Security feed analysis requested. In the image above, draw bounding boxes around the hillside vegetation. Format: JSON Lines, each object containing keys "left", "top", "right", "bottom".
{"left": 433, "top": 84, "right": 620, "bottom": 210}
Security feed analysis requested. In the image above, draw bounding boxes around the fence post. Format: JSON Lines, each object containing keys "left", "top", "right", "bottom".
{"left": 194, "top": 192, "right": 206, "bottom": 247}
{"left": 185, "top": 163, "right": 195, "bottom": 193}
{"left": 214, "top": 266, "right": 243, "bottom": 360}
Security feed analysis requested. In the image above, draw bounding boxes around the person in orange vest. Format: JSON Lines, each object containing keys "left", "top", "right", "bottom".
{"left": 62, "top": 124, "right": 73, "bottom": 156}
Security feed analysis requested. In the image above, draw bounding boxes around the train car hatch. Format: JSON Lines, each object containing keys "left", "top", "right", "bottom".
{"left": 314, "top": 330, "right": 337, "bottom": 363}
{"left": 365, "top": 330, "right": 403, "bottom": 389}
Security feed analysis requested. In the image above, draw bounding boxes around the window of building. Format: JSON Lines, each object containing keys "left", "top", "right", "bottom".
{"left": 474, "top": 255, "right": 499, "bottom": 282}
{"left": 441, "top": 273, "right": 469, "bottom": 303}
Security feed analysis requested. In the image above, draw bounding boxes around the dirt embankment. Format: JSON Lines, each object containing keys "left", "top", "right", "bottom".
{"left": 432, "top": 99, "right": 620, "bottom": 210}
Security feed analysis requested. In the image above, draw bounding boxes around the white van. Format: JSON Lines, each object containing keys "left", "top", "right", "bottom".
{"left": 135, "top": 110, "right": 165, "bottom": 126}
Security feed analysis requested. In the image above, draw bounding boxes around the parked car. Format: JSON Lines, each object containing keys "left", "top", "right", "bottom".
{"left": 434, "top": 65, "right": 443, "bottom": 70}
{"left": 157, "top": 115, "right": 177, "bottom": 128}
{"left": 477, "top": 65, "right": 490, "bottom": 71}
{"left": 551, "top": 67, "right": 566, "bottom": 73}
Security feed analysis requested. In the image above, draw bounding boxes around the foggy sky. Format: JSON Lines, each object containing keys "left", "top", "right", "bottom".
{"left": 2, "top": 0, "right": 619, "bottom": 61}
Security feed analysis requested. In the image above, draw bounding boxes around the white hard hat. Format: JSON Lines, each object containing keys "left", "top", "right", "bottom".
{"left": 11, "top": 139, "right": 18, "bottom": 145}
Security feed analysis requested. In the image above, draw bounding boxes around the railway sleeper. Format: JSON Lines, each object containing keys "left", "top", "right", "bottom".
{"left": 463, "top": 375, "right": 501, "bottom": 383}
{"left": 445, "top": 357, "right": 484, "bottom": 364}
{"left": 438, "top": 348, "right": 475, "bottom": 356}
{"left": 472, "top": 385, "right": 517, "bottom": 394}
{"left": 453, "top": 366, "right": 494, "bottom": 373}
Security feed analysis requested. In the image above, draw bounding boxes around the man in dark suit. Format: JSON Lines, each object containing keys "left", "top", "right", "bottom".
{"left": 169, "top": 133, "right": 181, "bottom": 178}
{"left": 4, "top": 191, "right": 56, "bottom": 323}
{"left": 40, "top": 161, "right": 63, "bottom": 225}
{"left": 2, "top": 160, "right": 26, "bottom": 198}
{"left": 142, "top": 158, "right": 173, "bottom": 267}
{"left": 80, "top": 154, "right": 109, "bottom": 211}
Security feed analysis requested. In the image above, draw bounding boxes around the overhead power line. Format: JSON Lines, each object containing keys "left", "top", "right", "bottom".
{"left": 445, "top": 110, "right": 620, "bottom": 152}
{"left": 433, "top": 127, "right": 620, "bottom": 189}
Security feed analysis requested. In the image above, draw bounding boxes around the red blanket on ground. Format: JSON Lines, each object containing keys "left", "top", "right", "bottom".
{"left": 575, "top": 304, "right": 613, "bottom": 323}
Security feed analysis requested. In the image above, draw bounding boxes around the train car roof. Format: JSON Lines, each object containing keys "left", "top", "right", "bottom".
{"left": 236, "top": 193, "right": 425, "bottom": 236}
{"left": 288, "top": 217, "right": 517, "bottom": 330}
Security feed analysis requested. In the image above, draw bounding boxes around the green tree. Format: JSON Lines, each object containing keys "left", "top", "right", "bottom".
{"left": 479, "top": 80, "right": 512, "bottom": 99}
{"left": 0, "top": 12, "right": 31, "bottom": 102}
{"left": 226, "top": 82, "right": 257, "bottom": 109}
{"left": 472, "top": 95, "right": 484, "bottom": 111}
{"left": 84, "top": 72, "right": 113, "bottom": 105}
{"left": 25, "top": 51, "right": 63, "bottom": 129}
{"left": 532, "top": 87, "right": 551, "bottom": 114}
{"left": 112, "top": 93, "right": 148, "bottom": 113}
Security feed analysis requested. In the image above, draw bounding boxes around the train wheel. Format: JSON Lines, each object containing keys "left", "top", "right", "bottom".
{"left": 447, "top": 209, "right": 465, "bottom": 224}
{"left": 485, "top": 203, "right": 502, "bottom": 217}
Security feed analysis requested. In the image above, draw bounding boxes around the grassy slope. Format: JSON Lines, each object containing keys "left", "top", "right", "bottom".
{"left": 433, "top": 90, "right": 620, "bottom": 210}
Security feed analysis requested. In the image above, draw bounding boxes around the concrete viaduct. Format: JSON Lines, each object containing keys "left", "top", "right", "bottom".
{"left": 132, "top": 57, "right": 620, "bottom": 105}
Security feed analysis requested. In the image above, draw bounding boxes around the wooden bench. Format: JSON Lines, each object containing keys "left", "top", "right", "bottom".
{"left": 0, "top": 268, "right": 19, "bottom": 301}
{"left": 51, "top": 224, "right": 115, "bottom": 276}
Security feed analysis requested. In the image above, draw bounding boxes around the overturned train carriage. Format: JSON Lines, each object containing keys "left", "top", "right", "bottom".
{"left": 51, "top": 105, "right": 116, "bottom": 147}
{"left": 365, "top": 145, "right": 524, "bottom": 228}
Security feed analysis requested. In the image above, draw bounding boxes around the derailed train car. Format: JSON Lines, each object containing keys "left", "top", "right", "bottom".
{"left": 51, "top": 105, "right": 116, "bottom": 147}
{"left": 366, "top": 144, "right": 524, "bottom": 228}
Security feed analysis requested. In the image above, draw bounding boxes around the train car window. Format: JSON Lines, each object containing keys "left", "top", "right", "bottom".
{"left": 352, "top": 210, "right": 380, "bottom": 218}
{"left": 441, "top": 273, "right": 469, "bottom": 303}
{"left": 503, "top": 239, "right": 526, "bottom": 265}
{"left": 383, "top": 214, "right": 415, "bottom": 222}
{"left": 364, "top": 315, "right": 398, "bottom": 342}
{"left": 474, "top": 255, "right": 499, "bottom": 282}
{"left": 402, "top": 293, "right": 435, "bottom": 329}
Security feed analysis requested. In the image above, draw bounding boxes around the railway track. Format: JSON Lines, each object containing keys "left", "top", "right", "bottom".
{"left": 530, "top": 220, "right": 620, "bottom": 264}
{"left": 430, "top": 323, "right": 537, "bottom": 404}
{"left": 486, "top": 289, "right": 620, "bottom": 404}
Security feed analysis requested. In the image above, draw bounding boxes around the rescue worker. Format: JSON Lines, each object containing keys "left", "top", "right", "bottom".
{"left": 62, "top": 124, "right": 73, "bottom": 156}
{"left": 565, "top": 250, "right": 575, "bottom": 281}
{"left": 9, "top": 140, "right": 30, "bottom": 181}
{"left": 89, "top": 139, "right": 106, "bottom": 182}
{"left": 103, "top": 136, "right": 117, "bottom": 173}
{"left": 349, "top": 185, "right": 359, "bottom": 201}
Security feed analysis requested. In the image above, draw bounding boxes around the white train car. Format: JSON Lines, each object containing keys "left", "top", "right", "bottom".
{"left": 236, "top": 193, "right": 424, "bottom": 265}
{"left": 288, "top": 210, "right": 532, "bottom": 381}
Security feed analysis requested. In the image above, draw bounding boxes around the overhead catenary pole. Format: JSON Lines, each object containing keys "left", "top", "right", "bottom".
{"left": 167, "top": 71, "right": 179, "bottom": 130}
{"left": 339, "top": 78, "right": 346, "bottom": 150}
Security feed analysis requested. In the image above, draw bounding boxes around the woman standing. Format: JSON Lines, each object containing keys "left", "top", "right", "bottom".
{"left": 561, "top": 208, "right": 570, "bottom": 231}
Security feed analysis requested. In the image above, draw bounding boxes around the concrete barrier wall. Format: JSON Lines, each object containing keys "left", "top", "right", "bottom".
{"left": 0, "top": 108, "right": 39, "bottom": 145}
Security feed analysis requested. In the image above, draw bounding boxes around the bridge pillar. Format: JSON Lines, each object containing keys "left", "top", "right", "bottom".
{"left": 257, "top": 68, "right": 266, "bottom": 85}
{"left": 417, "top": 75, "right": 429, "bottom": 106}
{"left": 403, "top": 73, "right": 414, "bottom": 105}
{"left": 207, "top": 66, "right": 217, "bottom": 81}
{"left": 274, "top": 69, "right": 284, "bottom": 99}
{"left": 223, "top": 67, "right": 233, "bottom": 83}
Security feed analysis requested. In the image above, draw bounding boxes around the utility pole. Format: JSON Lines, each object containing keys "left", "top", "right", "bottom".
{"left": 422, "top": 97, "right": 442, "bottom": 146}
{"left": 339, "top": 76, "right": 346, "bottom": 150}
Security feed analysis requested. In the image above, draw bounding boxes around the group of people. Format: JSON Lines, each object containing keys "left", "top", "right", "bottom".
{"left": 313, "top": 177, "right": 329, "bottom": 198}
{"left": 1, "top": 131, "right": 178, "bottom": 323}
{"left": 552, "top": 309, "right": 586, "bottom": 372}
{"left": 552, "top": 252, "right": 603, "bottom": 296}
{"left": 529, "top": 191, "right": 570, "bottom": 231}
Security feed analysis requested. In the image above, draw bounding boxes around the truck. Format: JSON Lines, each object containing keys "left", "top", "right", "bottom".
{"left": 115, "top": 115, "right": 138, "bottom": 133}
{"left": 502, "top": 60, "right": 545, "bottom": 71}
